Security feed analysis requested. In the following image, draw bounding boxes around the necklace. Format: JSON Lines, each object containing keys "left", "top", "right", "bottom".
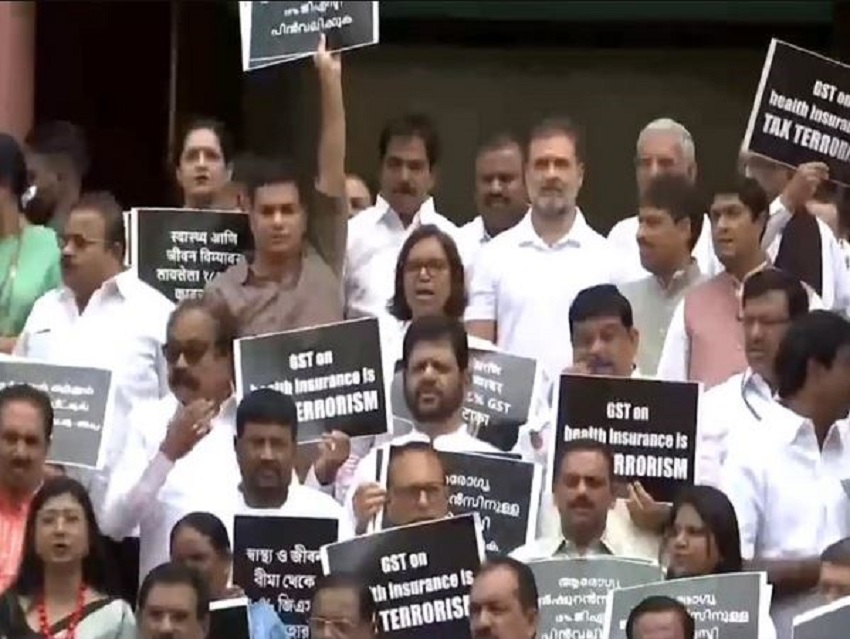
{"left": 37, "top": 582, "right": 86, "bottom": 639}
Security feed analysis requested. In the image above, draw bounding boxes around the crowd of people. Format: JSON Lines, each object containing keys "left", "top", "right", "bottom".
{"left": 1, "top": 35, "right": 850, "bottom": 639}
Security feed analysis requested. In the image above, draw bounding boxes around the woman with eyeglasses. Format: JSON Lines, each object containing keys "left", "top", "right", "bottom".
{"left": 169, "top": 511, "right": 287, "bottom": 639}
{"left": 0, "top": 134, "right": 61, "bottom": 354}
{"left": 662, "top": 485, "right": 776, "bottom": 639}
{"left": 0, "top": 477, "right": 135, "bottom": 639}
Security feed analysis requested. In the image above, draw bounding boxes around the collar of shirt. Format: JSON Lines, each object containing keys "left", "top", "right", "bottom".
{"left": 404, "top": 421, "right": 473, "bottom": 445}
{"left": 57, "top": 269, "right": 137, "bottom": 306}
{"left": 377, "top": 196, "right": 437, "bottom": 231}
{"left": 741, "top": 367, "right": 774, "bottom": 402}
{"left": 722, "top": 260, "right": 771, "bottom": 296}
{"left": 515, "top": 208, "right": 592, "bottom": 250}
{"left": 772, "top": 402, "right": 849, "bottom": 450}
{"left": 652, "top": 259, "right": 702, "bottom": 296}
{"left": 536, "top": 532, "right": 613, "bottom": 558}
{"left": 471, "top": 217, "right": 491, "bottom": 244}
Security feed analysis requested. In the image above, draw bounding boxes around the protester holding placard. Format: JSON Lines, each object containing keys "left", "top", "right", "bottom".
{"left": 721, "top": 311, "right": 850, "bottom": 618}
{"left": 205, "top": 35, "right": 349, "bottom": 336}
{"left": 100, "top": 300, "right": 347, "bottom": 582}
{"left": 0, "top": 133, "right": 61, "bottom": 355}
{"left": 345, "top": 113, "right": 460, "bottom": 320}
{"left": 469, "top": 557, "right": 539, "bottom": 639}
{"left": 232, "top": 388, "right": 352, "bottom": 538}
{"left": 169, "top": 512, "right": 287, "bottom": 639}
{"left": 346, "top": 316, "right": 499, "bottom": 534}
{"left": 0, "top": 383, "right": 52, "bottom": 593}
{"left": 379, "top": 443, "right": 450, "bottom": 530}
{"left": 697, "top": 269, "right": 809, "bottom": 486}
{"left": 513, "top": 437, "right": 658, "bottom": 563}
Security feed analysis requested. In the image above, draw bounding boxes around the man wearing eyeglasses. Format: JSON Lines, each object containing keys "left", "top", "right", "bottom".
{"left": 309, "top": 573, "right": 377, "bottom": 639}
{"left": 13, "top": 190, "right": 174, "bottom": 603}
{"left": 696, "top": 268, "right": 810, "bottom": 487}
{"left": 99, "top": 299, "right": 351, "bottom": 583}
{"left": 382, "top": 442, "right": 450, "bottom": 529}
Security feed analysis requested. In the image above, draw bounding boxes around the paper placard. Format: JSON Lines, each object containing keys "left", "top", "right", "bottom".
{"left": 552, "top": 375, "right": 699, "bottom": 502}
{"left": 0, "top": 359, "right": 114, "bottom": 469}
{"left": 743, "top": 39, "right": 850, "bottom": 186}
{"left": 234, "top": 318, "right": 390, "bottom": 443}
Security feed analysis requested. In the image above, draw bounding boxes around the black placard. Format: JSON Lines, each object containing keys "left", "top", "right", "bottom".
{"left": 242, "top": 1, "right": 379, "bottom": 71}
{"left": 377, "top": 449, "right": 541, "bottom": 557}
{"left": 391, "top": 348, "right": 539, "bottom": 452}
{"left": 209, "top": 599, "right": 251, "bottom": 639}
{"left": 603, "top": 573, "right": 767, "bottom": 639}
{"left": 232, "top": 515, "right": 338, "bottom": 631}
{"left": 743, "top": 39, "right": 850, "bottom": 186}
{"left": 130, "top": 207, "right": 253, "bottom": 304}
{"left": 234, "top": 318, "right": 389, "bottom": 443}
{"left": 321, "top": 514, "right": 484, "bottom": 639}
{"left": 552, "top": 375, "right": 698, "bottom": 502}
{"left": 0, "top": 359, "right": 113, "bottom": 469}
{"left": 793, "top": 597, "right": 850, "bottom": 639}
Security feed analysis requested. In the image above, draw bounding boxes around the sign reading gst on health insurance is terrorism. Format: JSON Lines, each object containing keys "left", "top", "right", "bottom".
{"left": 234, "top": 318, "right": 389, "bottom": 443}
{"left": 743, "top": 39, "right": 850, "bottom": 186}
{"left": 129, "top": 208, "right": 252, "bottom": 304}
{"left": 321, "top": 514, "right": 485, "bottom": 639}
{"left": 0, "top": 359, "right": 114, "bottom": 469}
{"left": 552, "top": 375, "right": 698, "bottom": 502}
{"left": 239, "top": 1, "right": 380, "bottom": 72}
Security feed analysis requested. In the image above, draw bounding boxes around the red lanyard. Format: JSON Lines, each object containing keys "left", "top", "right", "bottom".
{"left": 37, "top": 582, "right": 86, "bottom": 639}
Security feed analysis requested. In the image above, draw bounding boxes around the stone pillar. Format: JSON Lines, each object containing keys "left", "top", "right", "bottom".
{"left": 0, "top": 2, "right": 35, "bottom": 141}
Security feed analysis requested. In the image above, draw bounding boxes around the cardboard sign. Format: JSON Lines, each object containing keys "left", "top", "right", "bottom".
{"left": 793, "top": 596, "right": 850, "bottom": 639}
{"left": 0, "top": 359, "right": 114, "bottom": 469}
{"left": 240, "top": 1, "right": 380, "bottom": 72}
{"left": 232, "top": 515, "right": 338, "bottom": 630}
{"left": 531, "top": 557, "right": 663, "bottom": 638}
{"left": 743, "top": 39, "right": 850, "bottom": 185}
{"left": 209, "top": 598, "right": 250, "bottom": 639}
{"left": 130, "top": 207, "right": 252, "bottom": 303}
{"left": 321, "top": 514, "right": 485, "bottom": 639}
{"left": 603, "top": 572, "right": 768, "bottom": 639}
{"left": 552, "top": 375, "right": 699, "bottom": 502}
{"left": 235, "top": 318, "right": 390, "bottom": 443}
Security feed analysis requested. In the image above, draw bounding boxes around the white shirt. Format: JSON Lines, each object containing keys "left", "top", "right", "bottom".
{"left": 13, "top": 271, "right": 173, "bottom": 511}
{"left": 720, "top": 405, "right": 850, "bottom": 560}
{"left": 607, "top": 213, "right": 720, "bottom": 283}
{"left": 465, "top": 209, "right": 618, "bottom": 376}
{"left": 343, "top": 422, "right": 499, "bottom": 531}
{"left": 762, "top": 197, "right": 850, "bottom": 315}
{"left": 696, "top": 368, "right": 775, "bottom": 487}
{"left": 100, "top": 394, "right": 329, "bottom": 580}
{"left": 344, "top": 197, "right": 459, "bottom": 319}
{"left": 455, "top": 216, "right": 491, "bottom": 277}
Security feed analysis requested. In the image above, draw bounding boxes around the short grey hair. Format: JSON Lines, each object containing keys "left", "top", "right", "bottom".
{"left": 637, "top": 118, "right": 696, "bottom": 164}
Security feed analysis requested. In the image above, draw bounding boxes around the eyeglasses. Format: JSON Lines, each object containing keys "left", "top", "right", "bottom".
{"left": 308, "top": 616, "right": 357, "bottom": 635}
{"left": 57, "top": 234, "right": 108, "bottom": 250}
{"left": 162, "top": 340, "right": 212, "bottom": 366}
{"left": 404, "top": 259, "right": 449, "bottom": 275}
{"left": 391, "top": 483, "right": 446, "bottom": 502}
